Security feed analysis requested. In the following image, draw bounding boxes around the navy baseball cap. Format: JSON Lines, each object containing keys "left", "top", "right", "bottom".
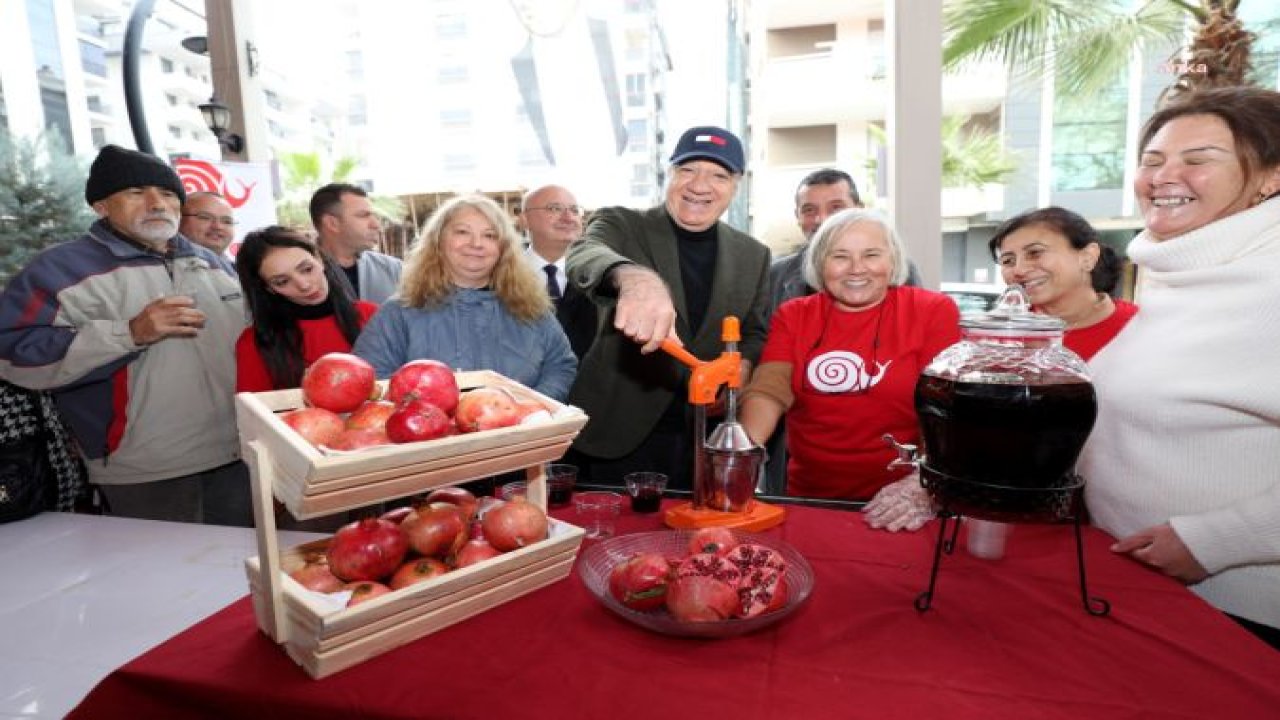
{"left": 669, "top": 126, "right": 744, "bottom": 175}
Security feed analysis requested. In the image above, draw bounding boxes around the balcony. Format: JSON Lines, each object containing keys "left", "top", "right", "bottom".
{"left": 758, "top": 51, "right": 885, "bottom": 127}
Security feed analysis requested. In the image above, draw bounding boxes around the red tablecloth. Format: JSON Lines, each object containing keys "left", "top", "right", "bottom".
{"left": 69, "top": 503, "right": 1280, "bottom": 719}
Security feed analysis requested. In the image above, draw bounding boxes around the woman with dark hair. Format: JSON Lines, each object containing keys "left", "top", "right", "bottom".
{"left": 989, "top": 206, "right": 1137, "bottom": 361}
{"left": 1079, "top": 86, "right": 1280, "bottom": 649}
{"left": 234, "top": 225, "right": 379, "bottom": 392}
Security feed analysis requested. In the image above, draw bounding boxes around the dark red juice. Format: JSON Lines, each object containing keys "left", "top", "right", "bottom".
{"left": 914, "top": 376, "right": 1097, "bottom": 488}
{"left": 630, "top": 488, "right": 662, "bottom": 513}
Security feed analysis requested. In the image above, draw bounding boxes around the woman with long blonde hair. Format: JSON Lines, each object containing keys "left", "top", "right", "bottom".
{"left": 353, "top": 194, "right": 576, "bottom": 400}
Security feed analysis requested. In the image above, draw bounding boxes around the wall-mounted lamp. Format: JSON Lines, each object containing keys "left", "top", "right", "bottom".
{"left": 198, "top": 96, "right": 243, "bottom": 153}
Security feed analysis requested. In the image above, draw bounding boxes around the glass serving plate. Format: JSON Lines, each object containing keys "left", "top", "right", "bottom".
{"left": 577, "top": 529, "right": 815, "bottom": 639}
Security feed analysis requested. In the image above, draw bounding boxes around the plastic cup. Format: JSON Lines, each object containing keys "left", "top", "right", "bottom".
{"left": 573, "top": 491, "right": 623, "bottom": 539}
{"left": 624, "top": 472, "right": 668, "bottom": 514}
{"left": 547, "top": 464, "right": 577, "bottom": 508}
{"left": 497, "top": 481, "right": 528, "bottom": 501}
{"left": 966, "top": 519, "right": 1012, "bottom": 560}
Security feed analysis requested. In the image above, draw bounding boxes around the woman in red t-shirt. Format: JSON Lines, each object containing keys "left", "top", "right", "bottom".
{"left": 234, "top": 226, "right": 379, "bottom": 392}
{"left": 740, "top": 209, "right": 960, "bottom": 508}
{"left": 989, "top": 207, "right": 1137, "bottom": 361}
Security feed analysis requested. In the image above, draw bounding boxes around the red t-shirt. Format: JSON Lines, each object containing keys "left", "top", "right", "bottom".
{"left": 1063, "top": 299, "right": 1138, "bottom": 361}
{"left": 763, "top": 287, "right": 961, "bottom": 500}
{"left": 235, "top": 301, "right": 380, "bottom": 392}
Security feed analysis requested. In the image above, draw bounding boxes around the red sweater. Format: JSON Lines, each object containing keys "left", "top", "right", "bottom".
{"left": 763, "top": 287, "right": 961, "bottom": 500}
{"left": 1063, "top": 299, "right": 1138, "bottom": 361}
{"left": 235, "top": 301, "right": 379, "bottom": 392}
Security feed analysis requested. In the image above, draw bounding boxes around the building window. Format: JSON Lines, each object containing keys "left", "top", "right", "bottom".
{"left": 443, "top": 153, "right": 476, "bottom": 173}
{"left": 631, "top": 163, "right": 651, "bottom": 197}
{"left": 348, "top": 95, "right": 367, "bottom": 126}
{"left": 438, "top": 64, "right": 469, "bottom": 84}
{"left": 161, "top": 58, "right": 174, "bottom": 73}
{"left": 626, "top": 119, "right": 647, "bottom": 153}
{"left": 91, "top": 126, "right": 107, "bottom": 148}
{"left": 87, "top": 95, "right": 103, "bottom": 113}
{"left": 265, "top": 90, "right": 282, "bottom": 111}
{"left": 165, "top": 93, "right": 178, "bottom": 106}
{"left": 1051, "top": 77, "right": 1126, "bottom": 191}
{"left": 440, "top": 108, "right": 472, "bottom": 130}
{"left": 436, "top": 14, "right": 466, "bottom": 39}
{"left": 625, "top": 74, "right": 645, "bottom": 106}
{"left": 168, "top": 125, "right": 182, "bottom": 140}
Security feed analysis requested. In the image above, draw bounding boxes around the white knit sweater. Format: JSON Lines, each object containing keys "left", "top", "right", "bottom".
{"left": 1080, "top": 198, "right": 1280, "bottom": 629}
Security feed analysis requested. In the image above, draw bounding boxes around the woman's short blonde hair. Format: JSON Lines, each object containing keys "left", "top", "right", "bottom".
{"left": 399, "top": 194, "right": 551, "bottom": 322}
{"left": 801, "top": 208, "right": 911, "bottom": 290}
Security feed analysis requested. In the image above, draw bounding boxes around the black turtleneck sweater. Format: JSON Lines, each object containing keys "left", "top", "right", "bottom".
{"left": 669, "top": 217, "right": 718, "bottom": 336}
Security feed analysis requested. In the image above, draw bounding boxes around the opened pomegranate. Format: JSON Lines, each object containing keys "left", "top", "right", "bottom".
{"left": 687, "top": 527, "right": 739, "bottom": 557}
{"left": 736, "top": 566, "right": 785, "bottom": 618}
{"left": 723, "top": 544, "right": 786, "bottom": 577}
{"left": 454, "top": 387, "right": 522, "bottom": 433}
{"left": 387, "top": 359, "right": 459, "bottom": 415}
{"left": 389, "top": 557, "right": 450, "bottom": 590}
{"left": 327, "top": 517, "right": 408, "bottom": 582}
{"left": 675, "top": 552, "right": 744, "bottom": 586}
{"left": 346, "top": 400, "right": 396, "bottom": 430}
{"left": 281, "top": 407, "right": 345, "bottom": 447}
{"left": 481, "top": 497, "right": 548, "bottom": 551}
{"left": 288, "top": 554, "right": 344, "bottom": 593}
{"left": 608, "top": 552, "right": 671, "bottom": 611}
{"left": 301, "top": 352, "right": 377, "bottom": 413}
{"left": 665, "top": 575, "right": 740, "bottom": 622}
{"left": 401, "top": 503, "right": 467, "bottom": 558}
{"left": 327, "top": 427, "right": 391, "bottom": 451}
{"left": 345, "top": 580, "right": 392, "bottom": 608}
{"left": 454, "top": 537, "right": 503, "bottom": 568}
{"left": 385, "top": 399, "right": 453, "bottom": 443}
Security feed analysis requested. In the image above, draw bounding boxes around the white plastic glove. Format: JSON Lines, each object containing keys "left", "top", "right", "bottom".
{"left": 862, "top": 473, "right": 935, "bottom": 532}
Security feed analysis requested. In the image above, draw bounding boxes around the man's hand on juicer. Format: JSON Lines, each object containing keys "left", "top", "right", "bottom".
{"left": 613, "top": 265, "right": 679, "bottom": 354}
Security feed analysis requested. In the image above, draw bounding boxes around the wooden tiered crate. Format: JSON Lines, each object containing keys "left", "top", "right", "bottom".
{"left": 237, "top": 370, "right": 588, "bottom": 678}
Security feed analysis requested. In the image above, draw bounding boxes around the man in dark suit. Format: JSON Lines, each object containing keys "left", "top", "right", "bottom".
{"left": 565, "top": 126, "right": 770, "bottom": 490}
{"left": 521, "top": 184, "right": 597, "bottom": 359}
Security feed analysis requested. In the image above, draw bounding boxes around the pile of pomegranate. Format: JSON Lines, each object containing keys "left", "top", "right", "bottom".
{"left": 608, "top": 527, "right": 788, "bottom": 622}
{"left": 278, "top": 353, "right": 547, "bottom": 450}
{"left": 287, "top": 486, "right": 551, "bottom": 608}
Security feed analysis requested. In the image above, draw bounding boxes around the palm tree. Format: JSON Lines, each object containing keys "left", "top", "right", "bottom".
{"left": 275, "top": 151, "right": 404, "bottom": 228}
{"left": 942, "top": 0, "right": 1261, "bottom": 104}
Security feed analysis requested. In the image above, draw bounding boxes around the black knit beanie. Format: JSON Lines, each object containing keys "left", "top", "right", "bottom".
{"left": 84, "top": 145, "right": 187, "bottom": 206}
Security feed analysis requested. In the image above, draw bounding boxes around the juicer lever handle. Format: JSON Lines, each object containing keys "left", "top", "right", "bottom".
{"left": 882, "top": 434, "right": 921, "bottom": 471}
{"left": 660, "top": 337, "right": 702, "bottom": 370}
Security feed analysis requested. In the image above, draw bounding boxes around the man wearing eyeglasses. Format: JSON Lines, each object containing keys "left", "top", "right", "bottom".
{"left": 521, "top": 184, "right": 597, "bottom": 359}
{"left": 179, "top": 192, "right": 236, "bottom": 257}
{"left": 565, "top": 126, "right": 771, "bottom": 492}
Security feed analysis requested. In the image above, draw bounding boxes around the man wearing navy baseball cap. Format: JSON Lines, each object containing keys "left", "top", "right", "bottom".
{"left": 563, "top": 125, "right": 771, "bottom": 492}
{"left": 0, "top": 144, "right": 251, "bottom": 526}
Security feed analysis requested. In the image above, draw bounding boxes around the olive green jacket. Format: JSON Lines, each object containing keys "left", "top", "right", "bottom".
{"left": 565, "top": 205, "right": 770, "bottom": 458}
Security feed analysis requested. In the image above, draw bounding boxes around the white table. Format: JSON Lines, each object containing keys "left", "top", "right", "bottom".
{"left": 0, "top": 513, "right": 322, "bottom": 719}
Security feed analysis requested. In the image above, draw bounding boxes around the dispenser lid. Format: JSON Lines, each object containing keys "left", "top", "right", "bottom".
{"left": 960, "top": 284, "right": 1065, "bottom": 333}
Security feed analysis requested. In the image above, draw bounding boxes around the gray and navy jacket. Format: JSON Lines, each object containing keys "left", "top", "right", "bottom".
{"left": 0, "top": 220, "right": 247, "bottom": 485}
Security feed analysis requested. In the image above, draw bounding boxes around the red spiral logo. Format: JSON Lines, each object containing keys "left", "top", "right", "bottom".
{"left": 175, "top": 159, "right": 225, "bottom": 194}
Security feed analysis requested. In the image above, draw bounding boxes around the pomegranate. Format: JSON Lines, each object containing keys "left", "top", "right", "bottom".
{"left": 481, "top": 497, "right": 549, "bottom": 551}
{"left": 346, "top": 400, "right": 396, "bottom": 430}
{"left": 767, "top": 573, "right": 789, "bottom": 613}
{"left": 665, "top": 575, "right": 740, "bottom": 622}
{"left": 454, "top": 387, "right": 522, "bottom": 433}
{"left": 327, "top": 427, "right": 391, "bottom": 451}
{"left": 388, "top": 557, "right": 450, "bottom": 590}
{"left": 301, "top": 353, "right": 377, "bottom": 413}
{"left": 401, "top": 503, "right": 468, "bottom": 558}
{"left": 288, "top": 554, "right": 344, "bottom": 593}
{"left": 327, "top": 517, "right": 408, "bottom": 582}
{"left": 675, "top": 552, "right": 744, "bottom": 587}
{"left": 454, "top": 537, "right": 503, "bottom": 568}
{"left": 387, "top": 359, "right": 459, "bottom": 415}
{"left": 687, "top": 527, "right": 739, "bottom": 557}
{"left": 281, "top": 407, "right": 346, "bottom": 448}
{"left": 345, "top": 580, "right": 392, "bottom": 608}
{"left": 723, "top": 544, "right": 787, "bottom": 577}
{"left": 736, "top": 566, "right": 785, "bottom": 618}
{"left": 379, "top": 505, "right": 414, "bottom": 525}
{"left": 608, "top": 552, "right": 672, "bottom": 611}
{"left": 425, "top": 486, "right": 479, "bottom": 523}
{"left": 385, "top": 399, "right": 453, "bottom": 444}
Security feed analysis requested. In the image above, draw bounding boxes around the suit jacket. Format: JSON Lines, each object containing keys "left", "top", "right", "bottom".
{"left": 357, "top": 250, "right": 403, "bottom": 305}
{"left": 557, "top": 282, "right": 599, "bottom": 360}
{"left": 565, "top": 205, "right": 771, "bottom": 459}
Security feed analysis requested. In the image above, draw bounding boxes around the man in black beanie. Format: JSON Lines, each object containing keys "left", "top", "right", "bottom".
{"left": 0, "top": 145, "right": 254, "bottom": 526}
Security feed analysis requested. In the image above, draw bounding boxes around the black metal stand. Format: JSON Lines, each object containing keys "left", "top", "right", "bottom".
{"left": 914, "top": 486, "right": 1110, "bottom": 617}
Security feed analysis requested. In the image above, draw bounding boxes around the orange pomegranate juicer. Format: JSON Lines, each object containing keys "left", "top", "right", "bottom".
{"left": 659, "top": 316, "right": 785, "bottom": 532}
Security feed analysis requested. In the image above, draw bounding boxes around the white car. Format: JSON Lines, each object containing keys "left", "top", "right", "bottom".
{"left": 940, "top": 282, "right": 1006, "bottom": 316}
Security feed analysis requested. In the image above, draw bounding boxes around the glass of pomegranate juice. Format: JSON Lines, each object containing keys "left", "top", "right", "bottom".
{"left": 624, "top": 472, "right": 667, "bottom": 513}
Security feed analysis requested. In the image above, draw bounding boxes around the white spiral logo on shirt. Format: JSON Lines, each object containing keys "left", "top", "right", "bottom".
{"left": 806, "top": 350, "right": 889, "bottom": 393}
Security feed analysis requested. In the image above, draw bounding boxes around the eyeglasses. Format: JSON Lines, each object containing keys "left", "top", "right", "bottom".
{"left": 525, "top": 203, "right": 582, "bottom": 217}
{"left": 182, "top": 212, "right": 237, "bottom": 226}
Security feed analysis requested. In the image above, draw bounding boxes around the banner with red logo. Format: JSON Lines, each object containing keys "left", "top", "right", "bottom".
{"left": 173, "top": 158, "right": 277, "bottom": 256}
